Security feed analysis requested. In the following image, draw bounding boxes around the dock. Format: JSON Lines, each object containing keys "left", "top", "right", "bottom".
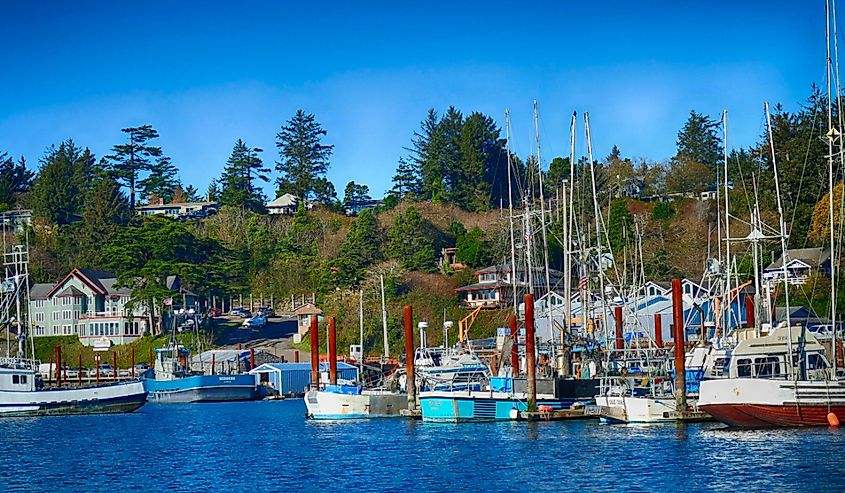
{"left": 517, "top": 405, "right": 600, "bottom": 422}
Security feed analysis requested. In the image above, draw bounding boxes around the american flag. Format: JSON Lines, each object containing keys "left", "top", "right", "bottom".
{"left": 578, "top": 277, "right": 588, "bottom": 290}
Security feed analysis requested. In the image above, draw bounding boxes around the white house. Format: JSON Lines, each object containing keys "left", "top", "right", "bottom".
{"left": 764, "top": 247, "right": 832, "bottom": 285}
{"left": 266, "top": 194, "right": 299, "bottom": 215}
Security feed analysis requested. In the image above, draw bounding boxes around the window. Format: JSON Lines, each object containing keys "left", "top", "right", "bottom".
{"left": 63, "top": 310, "right": 72, "bottom": 320}
{"left": 51, "top": 298, "right": 58, "bottom": 307}
{"left": 12, "top": 375, "right": 19, "bottom": 384}
{"left": 736, "top": 358, "right": 753, "bottom": 377}
{"left": 35, "top": 300, "right": 44, "bottom": 308}
{"left": 808, "top": 353, "right": 828, "bottom": 370}
{"left": 21, "top": 375, "right": 27, "bottom": 384}
{"left": 52, "top": 312, "right": 60, "bottom": 321}
{"left": 62, "top": 296, "right": 72, "bottom": 306}
{"left": 754, "top": 356, "right": 781, "bottom": 378}
{"left": 35, "top": 312, "right": 44, "bottom": 323}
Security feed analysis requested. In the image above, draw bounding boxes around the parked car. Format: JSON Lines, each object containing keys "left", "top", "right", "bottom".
{"left": 239, "top": 310, "right": 252, "bottom": 319}
{"left": 96, "top": 364, "right": 115, "bottom": 376}
{"left": 62, "top": 367, "right": 79, "bottom": 379}
{"left": 230, "top": 307, "right": 245, "bottom": 317}
{"left": 242, "top": 315, "right": 267, "bottom": 328}
{"left": 257, "top": 307, "right": 275, "bottom": 318}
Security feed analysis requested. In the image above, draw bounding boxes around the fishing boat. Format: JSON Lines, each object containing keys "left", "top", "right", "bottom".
{"left": 143, "top": 345, "right": 257, "bottom": 403}
{"left": 305, "top": 385, "right": 407, "bottom": 420}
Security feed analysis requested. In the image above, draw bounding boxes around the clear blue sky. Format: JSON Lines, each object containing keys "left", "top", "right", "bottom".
{"left": 0, "top": 1, "right": 826, "bottom": 199}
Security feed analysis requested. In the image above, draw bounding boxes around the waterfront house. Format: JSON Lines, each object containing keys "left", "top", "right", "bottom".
{"left": 763, "top": 247, "right": 832, "bottom": 285}
{"left": 266, "top": 193, "right": 299, "bottom": 215}
{"left": 29, "top": 269, "right": 150, "bottom": 346}
{"left": 456, "top": 264, "right": 565, "bottom": 309}
{"left": 136, "top": 199, "right": 218, "bottom": 219}
{"left": 343, "top": 198, "right": 382, "bottom": 216}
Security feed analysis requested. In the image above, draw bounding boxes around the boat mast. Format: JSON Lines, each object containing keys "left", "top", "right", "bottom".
{"left": 534, "top": 101, "right": 554, "bottom": 359}
{"left": 764, "top": 101, "right": 795, "bottom": 380}
{"left": 564, "top": 112, "right": 576, "bottom": 353}
{"left": 722, "top": 110, "right": 732, "bottom": 339}
{"left": 505, "top": 110, "right": 519, "bottom": 314}
{"left": 380, "top": 274, "right": 389, "bottom": 361}
{"left": 585, "top": 113, "right": 611, "bottom": 353}
{"left": 826, "top": 0, "right": 840, "bottom": 377}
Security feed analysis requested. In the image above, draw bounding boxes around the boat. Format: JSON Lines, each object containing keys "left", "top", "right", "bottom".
{"left": 698, "top": 326, "right": 845, "bottom": 427}
{"left": 142, "top": 346, "right": 257, "bottom": 403}
{"left": 305, "top": 384, "right": 407, "bottom": 420}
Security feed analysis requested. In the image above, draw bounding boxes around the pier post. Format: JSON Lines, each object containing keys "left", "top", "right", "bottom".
{"left": 113, "top": 352, "right": 117, "bottom": 383}
{"left": 671, "top": 278, "right": 687, "bottom": 414}
{"left": 131, "top": 348, "right": 135, "bottom": 378}
{"left": 55, "top": 346, "right": 61, "bottom": 387}
{"left": 294, "top": 350, "right": 299, "bottom": 363}
{"left": 524, "top": 293, "right": 537, "bottom": 413}
{"left": 509, "top": 314, "right": 519, "bottom": 373}
{"left": 654, "top": 313, "right": 663, "bottom": 348}
{"left": 149, "top": 347, "right": 153, "bottom": 368}
{"left": 328, "top": 317, "right": 337, "bottom": 385}
{"left": 212, "top": 353, "right": 216, "bottom": 375}
{"left": 745, "top": 294, "right": 755, "bottom": 328}
{"left": 77, "top": 354, "right": 82, "bottom": 386}
{"left": 250, "top": 348, "right": 255, "bottom": 371}
{"left": 310, "top": 315, "right": 320, "bottom": 389}
{"left": 404, "top": 305, "right": 416, "bottom": 410}
{"left": 614, "top": 306, "right": 624, "bottom": 351}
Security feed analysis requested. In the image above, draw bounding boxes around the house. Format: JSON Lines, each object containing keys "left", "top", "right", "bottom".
{"left": 440, "top": 247, "right": 466, "bottom": 271}
{"left": 456, "top": 264, "right": 565, "bottom": 309}
{"left": 763, "top": 247, "right": 831, "bottom": 285}
{"left": 29, "top": 269, "right": 150, "bottom": 347}
{"left": 136, "top": 200, "right": 218, "bottom": 219}
{"left": 292, "top": 303, "right": 323, "bottom": 343}
{"left": 774, "top": 306, "right": 829, "bottom": 328}
{"left": 266, "top": 193, "right": 300, "bottom": 215}
{"left": 343, "top": 199, "right": 382, "bottom": 216}
{"left": 699, "top": 190, "right": 719, "bottom": 200}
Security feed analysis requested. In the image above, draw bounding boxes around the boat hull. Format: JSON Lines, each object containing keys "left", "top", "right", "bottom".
{"left": 699, "top": 377, "right": 845, "bottom": 427}
{"left": 419, "top": 390, "right": 583, "bottom": 422}
{"left": 143, "top": 374, "right": 257, "bottom": 403}
{"left": 305, "top": 390, "right": 407, "bottom": 419}
{"left": 0, "top": 381, "right": 148, "bottom": 416}
{"left": 595, "top": 395, "right": 678, "bottom": 423}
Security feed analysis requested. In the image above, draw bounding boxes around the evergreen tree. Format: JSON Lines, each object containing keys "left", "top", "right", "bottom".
{"left": 219, "top": 139, "right": 269, "bottom": 212}
{"left": 312, "top": 177, "right": 340, "bottom": 209}
{"left": 387, "top": 206, "right": 435, "bottom": 271}
{"left": 103, "top": 125, "right": 164, "bottom": 211}
{"left": 343, "top": 181, "right": 371, "bottom": 204}
{"left": 275, "top": 110, "right": 333, "bottom": 199}
{"left": 606, "top": 199, "right": 633, "bottom": 255}
{"left": 139, "top": 156, "right": 179, "bottom": 203}
{"left": 674, "top": 111, "right": 722, "bottom": 182}
{"left": 29, "top": 140, "right": 95, "bottom": 224}
{"left": 410, "top": 109, "right": 445, "bottom": 201}
{"left": 323, "top": 208, "right": 382, "bottom": 288}
{"left": 455, "top": 226, "right": 491, "bottom": 267}
{"left": 390, "top": 157, "right": 421, "bottom": 198}
{"left": 75, "top": 176, "right": 130, "bottom": 267}
{"left": 183, "top": 184, "right": 203, "bottom": 202}
{"left": 0, "top": 152, "right": 33, "bottom": 211}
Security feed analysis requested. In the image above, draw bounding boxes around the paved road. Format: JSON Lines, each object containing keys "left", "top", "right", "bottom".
{"left": 213, "top": 315, "right": 298, "bottom": 347}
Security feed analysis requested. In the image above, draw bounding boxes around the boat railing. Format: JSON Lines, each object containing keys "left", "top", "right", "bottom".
{"left": 0, "top": 356, "right": 39, "bottom": 370}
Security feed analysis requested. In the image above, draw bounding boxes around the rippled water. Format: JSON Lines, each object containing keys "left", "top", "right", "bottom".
{"left": 0, "top": 401, "right": 843, "bottom": 492}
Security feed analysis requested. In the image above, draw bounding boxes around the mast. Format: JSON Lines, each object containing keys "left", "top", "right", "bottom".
{"left": 534, "top": 101, "right": 554, "bottom": 358}
{"left": 827, "top": 0, "right": 839, "bottom": 377}
{"left": 722, "top": 110, "right": 732, "bottom": 339}
{"left": 564, "top": 112, "right": 576, "bottom": 343}
{"left": 380, "top": 274, "right": 389, "bottom": 362}
{"left": 585, "top": 113, "right": 611, "bottom": 352}
{"left": 505, "top": 110, "right": 519, "bottom": 314}
{"left": 765, "top": 101, "right": 795, "bottom": 380}
{"left": 359, "top": 289, "right": 364, "bottom": 375}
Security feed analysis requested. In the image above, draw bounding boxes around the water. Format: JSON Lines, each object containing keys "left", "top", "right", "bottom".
{"left": 0, "top": 401, "right": 843, "bottom": 492}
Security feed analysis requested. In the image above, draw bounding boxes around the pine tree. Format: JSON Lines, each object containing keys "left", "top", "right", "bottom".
{"left": 410, "top": 109, "right": 444, "bottom": 201}
{"left": 75, "top": 176, "right": 130, "bottom": 267}
{"left": 0, "top": 152, "right": 33, "bottom": 211}
{"left": 311, "top": 177, "right": 340, "bottom": 210}
{"left": 29, "top": 140, "right": 95, "bottom": 224}
{"left": 387, "top": 206, "right": 435, "bottom": 271}
{"left": 674, "top": 111, "right": 722, "bottom": 181}
{"left": 219, "top": 139, "right": 269, "bottom": 212}
{"left": 275, "top": 110, "right": 333, "bottom": 199}
{"left": 139, "top": 156, "right": 179, "bottom": 203}
{"left": 323, "top": 208, "right": 382, "bottom": 288}
{"left": 390, "top": 157, "right": 421, "bottom": 198}
{"left": 343, "top": 181, "right": 371, "bottom": 204}
{"left": 103, "top": 125, "right": 164, "bottom": 211}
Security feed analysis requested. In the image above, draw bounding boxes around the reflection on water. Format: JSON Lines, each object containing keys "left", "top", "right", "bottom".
{"left": 0, "top": 400, "right": 842, "bottom": 492}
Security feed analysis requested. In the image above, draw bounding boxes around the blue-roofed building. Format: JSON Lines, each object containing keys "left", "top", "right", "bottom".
{"left": 249, "top": 362, "right": 358, "bottom": 397}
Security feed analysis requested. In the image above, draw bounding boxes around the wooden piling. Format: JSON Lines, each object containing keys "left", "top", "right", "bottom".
{"left": 78, "top": 354, "right": 82, "bottom": 386}
{"left": 745, "top": 294, "right": 755, "bottom": 328}
{"left": 131, "top": 348, "right": 135, "bottom": 379}
{"left": 250, "top": 348, "right": 255, "bottom": 371}
{"left": 671, "top": 278, "right": 687, "bottom": 412}
{"left": 55, "top": 346, "right": 61, "bottom": 387}
{"left": 328, "top": 317, "right": 337, "bottom": 385}
{"left": 654, "top": 313, "right": 663, "bottom": 348}
{"left": 614, "top": 306, "right": 624, "bottom": 350}
{"left": 524, "top": 293, "right": 537, "bottom": 412}
{"left": 403, "top": 306, "right": 416, "bottom": 410}
{"left": 113, "top": 352, "right": 117, "bottom": 383}
{"left": 211, "top": 353, "right": 216, "bottom": 374}
{"left": 310, "top": 314, "right": 319, "bottom": 389}
{"left": 509, "top": 313, "right": 519, "bottom": 373}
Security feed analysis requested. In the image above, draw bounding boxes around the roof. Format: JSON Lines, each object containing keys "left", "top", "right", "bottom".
{"left": 766, "top": 247, "right": 831, "bottom": 270}
{"left": 56, "top": 286, "right": 85, "bottom": 297}
{"left": 293, "top": 303, "right": 323, "bottom": 316}
{"left": 98, "top": 277, "right": 132, "bottom": 296}
{"left": 475, "top": 263, "right": 565, "bottom": 277}
{"left": 456, "top": 280, "right": 512, "bottom": 291}
{"left": 46, "top": 268, "right": 114, "bottom": 298}
{"left": 136, "top": 201, "right": 216, "bottom": 210}
{"left": 267, "top": 193, "right": 299, "bottom": 207}
{"left": 250, "top": 362, "right": 357, "bottom": 373}
{"left": 29, "top": 283, "right": 54, "bottom": 299}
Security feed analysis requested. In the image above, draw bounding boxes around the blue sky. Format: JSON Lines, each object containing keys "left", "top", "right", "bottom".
{"left": 0, "top": 1, "right": 826, "bottom": 199}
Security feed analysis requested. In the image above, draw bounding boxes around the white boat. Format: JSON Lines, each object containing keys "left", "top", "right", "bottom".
{"left": 305, "top": 386, "right": 407, "bottom": 420}
{"left": 594, "top": 376, "right": 680, "bottom": 423}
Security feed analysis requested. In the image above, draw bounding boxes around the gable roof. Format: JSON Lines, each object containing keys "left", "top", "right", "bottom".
{"left": 56, "top": 286, "right": 86, "bottom": 297}
{"left": 267, "top": 193, "right": 299, "bottom": 208}
{"left": 766, "top": 248, "right": 831, "bottom": 271}
{"left": 30, "top": 283, "right": 54, "bottom": 300}
{"left": 46, "top": 268, "right": 113, "bottom": 298}
{"left": 293, "top": 303, "right": 323, "bottom": 316}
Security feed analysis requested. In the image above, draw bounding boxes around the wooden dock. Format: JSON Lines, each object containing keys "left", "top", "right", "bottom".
{"left": 517, "top": 405, "right": 600, "bottom": 422}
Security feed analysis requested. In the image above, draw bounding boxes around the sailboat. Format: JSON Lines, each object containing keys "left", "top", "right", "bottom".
{"left": 0, "top": 239, "right": 147, "bottom": 416}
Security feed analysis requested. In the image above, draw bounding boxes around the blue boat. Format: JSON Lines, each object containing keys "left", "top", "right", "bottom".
{"left": 143, "top": 346, "right": 257, "bottom": 403}
{"left": 419, "top": 376, "right": 599, "bottom": 422}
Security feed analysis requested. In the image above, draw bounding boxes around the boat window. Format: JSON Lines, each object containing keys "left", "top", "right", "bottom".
{"left": 736, "top": 358, "right": 752, "bottom": 377}
{"left": 807, "top": 353, "right": 828, "bottom": 370}
{"left": 21, "top": 375, "right": 26, "bottom": 384}
{"left": 754, "top": 357, "right": 781, "bottom": 378}
{"left": 12, "top": 375, "right": 19, "bottom": 384}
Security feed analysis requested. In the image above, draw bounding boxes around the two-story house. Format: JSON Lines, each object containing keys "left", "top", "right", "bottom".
{"left": 29, "top": 269, "right": 150, "bottom": 347}
{"left": 764, "top": 247, "right": 832, "bottom": 285}
{"left": 456, "top": 263, "right": 565, "bottom": 309}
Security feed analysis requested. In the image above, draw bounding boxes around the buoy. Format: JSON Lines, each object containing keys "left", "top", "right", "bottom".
{"left": 827, "top": 412, "right": 840, "bottom": 427}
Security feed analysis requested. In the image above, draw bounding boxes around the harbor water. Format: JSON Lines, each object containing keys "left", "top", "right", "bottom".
{"left": 1, "top": 401, "right": 843, "bottom": 492}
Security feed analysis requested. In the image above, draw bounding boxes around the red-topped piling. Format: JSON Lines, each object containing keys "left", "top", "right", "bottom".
{"left": 745, "top": 294, "right": 755, "bottom": 328}
{"left": 614, "top": 306, "right": 624, "bottom": 351}
{"left": 509, "top": 314, "right": 519, "bottom": 373}
{"left": 654, "top": 313, "right": 663, "bottom": 348}
{"left": 404, "top": 305, "right": 416, "bottom": 410}
{"left": 328, "top": 317, "right": 338, "bottom": 385}
{"left": 524, "top": 293, "right": 537, "bottom": 412}
{"left": 250, "top": 348, "right": 255, "bottom": 371}
{"left": 310, "top": 314, "right": 319, "bottom": 389}
{"left": 294, "top": 350, "right": 299, "bottom": 363}
{"left": 671, "top": 278, "right": 687, "bottom": 411}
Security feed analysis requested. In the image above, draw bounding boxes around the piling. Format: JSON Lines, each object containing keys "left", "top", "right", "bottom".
{"left": 211, "top": 353, "right": 216, "bottom": 374}
{"left": 55, "top": 346, "right": 61, "bottom": 387}
{"left": 524, "top": 293, "right": 537, "bottom": 412}
{"left": 671, "top": 278, "right": 687, "bottom": 413}
{"left": 403, "top": 305, "right": 416, "bottom": 410}
{"left": 113, "top": 352, "right": 117, "bottom": 383}
{"left": 614, "top": 306, "right": 624, "bottom": 351}
{"left": 77, "top": 354, "right": 82, "bottom": 385}
{"left": 250, "top": 348, "right": 255, "bottom": 371}
{"left": 654, "top": 313, "right": 663, "bottom": 348}
{"left": 96, "top": 361, "right": 100, "bottom": 385}
{"left": 149, "top": 347, "right": 153, "bottom": 367}
{"left": 328, "top": 317, "right": 338, "bottom": 385}
{"left": 745, "top": 294, "right": 755, "bottom": 328}
{"left": 294, "top": 350, "right": 299, "bottom": 363}
{"left": 509, "top": 314, "right": 519, "bottom": 373}
{"left": 131, "top": 348, "right": 135, "bottom": 378}
{"left": 310, "top": 314, "right": 319, "bottom": 389}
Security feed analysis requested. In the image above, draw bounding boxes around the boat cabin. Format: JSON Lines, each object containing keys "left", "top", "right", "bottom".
{"left": 727, "top": 326, "right": 830, "bottom": 380}
{"left": 0, "top": 363, "right": 36, "bottom": 392}
{"left": 154, "top": 346, "right": 193, "bottom": 381}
